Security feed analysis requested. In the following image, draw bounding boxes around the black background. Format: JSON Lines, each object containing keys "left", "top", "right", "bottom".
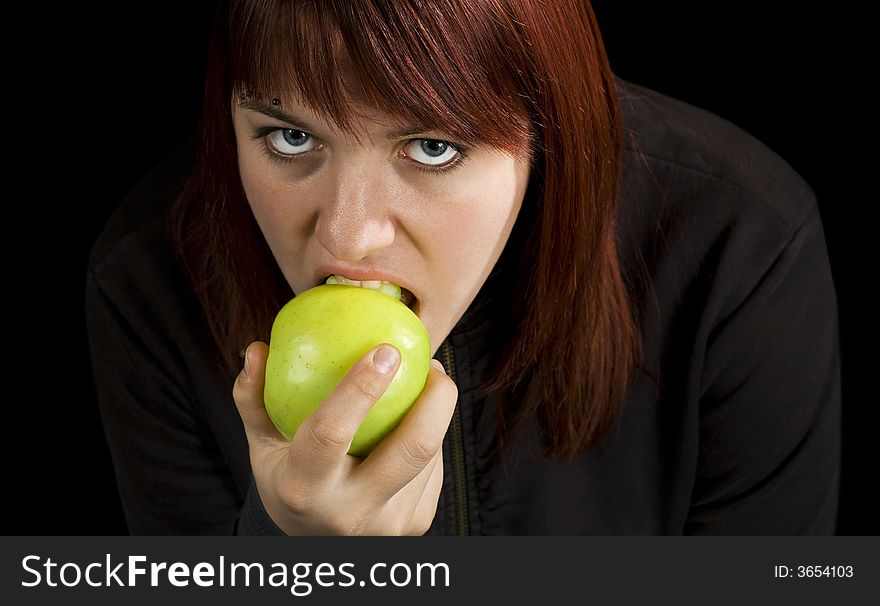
{"left": 10, "top": 2, "right": 872, "bottom": 535}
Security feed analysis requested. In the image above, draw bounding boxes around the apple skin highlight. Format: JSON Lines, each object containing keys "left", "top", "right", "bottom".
{"left": 263, "top": 284, "right": 431, "bottom": 457}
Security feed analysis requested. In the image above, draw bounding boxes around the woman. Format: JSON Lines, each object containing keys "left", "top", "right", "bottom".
{"left": 86, "top": 0, "right": 840, "bottom": 534}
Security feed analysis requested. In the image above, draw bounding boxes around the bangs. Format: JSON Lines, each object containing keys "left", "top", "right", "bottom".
{"left": 226, "top": 0, "right": 536, "bottom": 155}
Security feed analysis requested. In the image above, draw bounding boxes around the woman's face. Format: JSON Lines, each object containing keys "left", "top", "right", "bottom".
{"left": 231, "top": 93, "right": 531, "bottom": 355}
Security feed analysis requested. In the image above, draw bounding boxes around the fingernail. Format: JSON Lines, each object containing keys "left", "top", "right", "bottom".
{"left": 430, "top": 358, "right": 445, "bottom": 374}
{"left": 243, "top": 344, "right": 252, "bottom": 377}
{"left": 373, "top": 345, "right": 399, "bottom": 376}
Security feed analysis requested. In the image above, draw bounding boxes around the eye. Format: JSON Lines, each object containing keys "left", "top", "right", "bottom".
{"left": 266, "top": 129, "right": 318, "bottom": 156}
{"left": 403, "top": 139, "right": 460, "bottom": 167}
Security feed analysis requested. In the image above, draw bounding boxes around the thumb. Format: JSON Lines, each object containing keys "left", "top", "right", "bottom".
{"left": 232, "top": 341, "right": 283, "bottom": 449}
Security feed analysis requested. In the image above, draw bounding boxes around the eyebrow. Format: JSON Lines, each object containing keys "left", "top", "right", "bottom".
{"left": 238, "top": 99, "right": 431, "bottom": 140}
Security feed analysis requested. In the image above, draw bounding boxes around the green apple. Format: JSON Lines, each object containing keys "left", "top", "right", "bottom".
{"left": 263, "top": 283, "right": 430, "bottom": 457}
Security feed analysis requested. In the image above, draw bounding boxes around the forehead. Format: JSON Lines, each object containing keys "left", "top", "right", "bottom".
{"left": 235, "top": 48, "right": 424, "bottom": 142}
{"left": 235, "top": 89, "right": 422, "bottom": 144}
{"left": 226, "top": 0, "right": 537, "bottom": 156}
{"left": 231, "top": 52, "right": 534, "bottom": 156}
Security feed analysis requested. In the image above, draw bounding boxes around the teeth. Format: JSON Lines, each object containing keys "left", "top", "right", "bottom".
{"left": 325, "top": 274, "right": 363, "bottom": 287}
{"left": 325, "top": 274, "right": 410, "bottom": 307}
{"left": 325, "top": 274, "right": 394, "bottom": 289}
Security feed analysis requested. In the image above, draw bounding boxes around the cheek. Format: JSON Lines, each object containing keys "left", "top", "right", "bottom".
{"left": 423, "top": 159, "right": 525, "bottom": 292}
{"left": 435, "top": 161, "right": 524, "bottom": 250}
{"left": 442, "top": 195, "right": 516, "bottom": 253}
{"left": 238, "top": 156, "right": 317, "bottom": 247}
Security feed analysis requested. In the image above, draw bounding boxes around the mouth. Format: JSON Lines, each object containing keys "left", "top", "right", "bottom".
{"left": 322, "top": 274, "right": 420, "bottom": 316}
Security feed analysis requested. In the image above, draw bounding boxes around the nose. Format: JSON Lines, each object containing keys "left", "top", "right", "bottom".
{"left": 314, "top": 165, "right": 396, "bottom": 262}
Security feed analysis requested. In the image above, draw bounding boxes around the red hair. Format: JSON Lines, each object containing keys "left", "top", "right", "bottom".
{"left": 170, "top": 0, "right": 643, "bottom": 460}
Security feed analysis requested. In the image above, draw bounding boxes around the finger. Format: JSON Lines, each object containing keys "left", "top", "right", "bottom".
{"left": 379, "top": 450, "right": 443, "bottom": 535}
{"left": 288, "top": 343, "right": 401, "bottom": 486}
{"left": 351, "top": 362, "right": 457, "bottom": 505}
{"left": 381, "top": 446, "right": 441, "bottom": 512}
{"left": 407, "top": 451, "right": 444, "bottom": 534}
{"left": 388, "top": 449, "right": 443, "bottom": 518}
{"left": 232, "top": 342, "right": 284, "bottom": 452}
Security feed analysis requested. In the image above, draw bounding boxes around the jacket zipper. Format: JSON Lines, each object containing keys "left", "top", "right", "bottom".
{"left": 440, "top": 340, "right": 469, "bottom": 535}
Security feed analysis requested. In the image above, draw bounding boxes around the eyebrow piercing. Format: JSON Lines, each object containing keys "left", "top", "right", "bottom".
{"left": 236, "top": 89, "right": 282, "bottom": 107}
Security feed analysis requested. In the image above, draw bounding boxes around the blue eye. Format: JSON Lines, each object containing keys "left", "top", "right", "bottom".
{"left": 266, "top": 129, "right": 318, "bottom": 156}
{"left": 404, "top": 139, "right": 460, "bottom": 167}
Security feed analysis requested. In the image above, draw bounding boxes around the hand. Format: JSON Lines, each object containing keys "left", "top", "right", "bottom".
{"left": 233, "top": 341, "right": 458, "bottom": 535}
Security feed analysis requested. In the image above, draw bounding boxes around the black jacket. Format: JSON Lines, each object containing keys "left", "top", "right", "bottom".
{"left": 85, "top": 78, "right": 841, "bottom": 535}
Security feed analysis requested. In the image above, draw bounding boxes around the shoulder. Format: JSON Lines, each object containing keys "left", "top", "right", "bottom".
{"left": 89, "top": 136, "right": 196, "bottom": 274}
{"left": 88, "top": 136, "right": 196, "bottom": 296}
{"left": 86, "top": 136, "right": 203, "bottom": 356}
{"left": 615, "top": 77, "right": 816, "bottom": 234}
{"left": 611, "top": 78, "right": 828, "bottom": 328}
